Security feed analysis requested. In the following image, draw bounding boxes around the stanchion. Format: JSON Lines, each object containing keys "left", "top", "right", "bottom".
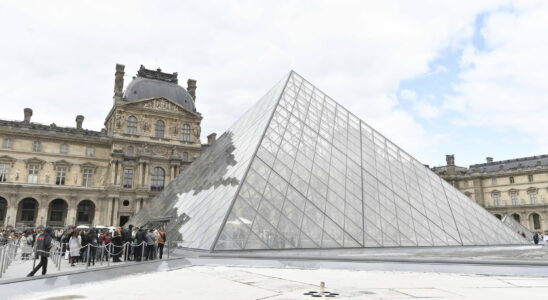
{"left": 86, "top": 244, "right": 90, "bottom": 269}
{"left": 100, "top": 245, "right": 104, "bottom": 266}
{"left": 0, "top": 247, "right": 5, "bottom": 278}
{"left": 167, "top": 241, "right": 170, "bottom": 259}
{"left": 141, "top": 242, "right": 145, "bottom": 262}
{"left": 107, "top": 243, "right": 111, "bottom": 267}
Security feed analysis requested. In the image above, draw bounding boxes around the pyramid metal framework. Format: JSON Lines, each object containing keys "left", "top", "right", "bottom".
{"left": 131, "top": 71, "right": 526, "bottom": 251}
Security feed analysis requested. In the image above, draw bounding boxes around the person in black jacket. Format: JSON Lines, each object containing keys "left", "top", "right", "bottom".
{"left": 122, "top": 225, "right": 133, "bottom": 261}
{"left": 27, "top": 227, "right": 53, "bottom": 277}
{"left": 134, "top": 228, "right": 146, "bottom": 262}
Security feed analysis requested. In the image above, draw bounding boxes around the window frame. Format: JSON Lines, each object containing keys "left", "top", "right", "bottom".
{"left": 150, "top": 167, "right": 165, "bottom": 191}
{"left": 2, "top": 137, "right": 12, "bottom": 149}
{"left": 127, "top": 116, "right": 137, "bottom": 135}
{"left": 0, "top": 163, "right": 9, "bottom": 182}
{"left": 28, "top": 164, "right": 39, "bottom": 184}
{"left": 60, "top": 143, "right": 69, "bottom": 154}
{"left": 32, "top": 141, "right": 41, "bottom": 152}
{"left": 123, "top": 168, "right": 134, "bottom": 189}
{"left": 155, "top": 120, "right": 165, "bottom": 138}
{"left": 82, "top": 168, "right": 93, "bottom": 187}
{"left": 181, "top": 124, "right": 191, "bottom": 142}
{"left": 55, "top": 167, "right": 67, "bottom": 185}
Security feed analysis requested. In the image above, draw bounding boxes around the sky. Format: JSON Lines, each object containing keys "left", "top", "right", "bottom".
{"left": 0, "top": 0, "right": 547, "bottom": 168}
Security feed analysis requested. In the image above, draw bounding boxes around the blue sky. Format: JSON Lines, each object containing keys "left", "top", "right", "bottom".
{"left": 0, "top": 1, "right": 546, "bottom": 168}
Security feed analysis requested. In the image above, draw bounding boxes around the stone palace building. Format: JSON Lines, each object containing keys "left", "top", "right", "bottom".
{"left": 0, "top": 64, "right": 215, "bottom": 229}
{"left": 433, "top": 154, "right": 548, "bottom": 233}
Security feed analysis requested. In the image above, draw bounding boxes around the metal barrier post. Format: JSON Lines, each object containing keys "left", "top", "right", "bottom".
{"left": 100, "top": 245, "right": 104, "bottom": 265}
{"left": 167, "top": 241, "right": 170, "bottom": 259}
{"left": 58, "top": 243, "right": 62, "bottom": 271}
{"left": 86, "top": 244, "right": 90, "bottom": 269}
{"left": 141, "top": 242, "right": 145, "bottom": 262}
{"left": 122, "top": 243, "right": 127, "bottom": 264}
{"left": 0, "top": 247, "right": 4, "bottom": 278}
{"left": 107, "top": 243, "right": 111, "bottom": 267}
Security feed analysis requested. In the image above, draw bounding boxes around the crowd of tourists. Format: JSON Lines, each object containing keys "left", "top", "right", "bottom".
{"left": 1, "top": 225, "right": 167, "bottom": 277}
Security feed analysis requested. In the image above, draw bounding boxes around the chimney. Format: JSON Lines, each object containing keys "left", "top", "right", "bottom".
{"left": 446, "top": 154, "right": 455, "bottom": 166}
{"left": 113, "top": 63, "right": 125, "bottom": 102}
{"left": 76, "top": 115, "right": 84, "bottom": 129}
{"left": 207, "top": 133, "right": 217, "bottom": 145}
{"left": 187, "top": 79, "right": 197, "bottom": 101}
{"left": 23, "top": 108, "right": 33, "bottom": 124}
{"left": 486, "top": 157, "right": 493, "bottom": 163}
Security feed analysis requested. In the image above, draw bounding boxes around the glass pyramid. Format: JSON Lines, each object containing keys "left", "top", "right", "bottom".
{"left": 130, "top": 71, "right": 526, "bottom": 251}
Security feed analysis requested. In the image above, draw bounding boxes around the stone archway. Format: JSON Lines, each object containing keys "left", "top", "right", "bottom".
{"left": 529, "top": 213, "right": 542, "bottom": 231}
{"left": 17, "top": 198, "right": 39, "bottom": 227}
{"left": 76, "top": 200, "right": 95, "bottom": 225}
{"left": 0, "top": 196, "right": 7, "bottom": 224}
{"left": 494, "top": 214, "right": 502, "bottom": 220}
{"left": 47, "top": 199, "right": 68, "bottom": 228}
{"left": 511, "top": 213, "right": 521, "bottom": 223}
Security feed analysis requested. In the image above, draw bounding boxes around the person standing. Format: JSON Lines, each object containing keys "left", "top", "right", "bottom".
{"left": 68, "top": 230, "right": 82, "bottom": 266}
{"left": 27, "top": 227, "right": 53, "bottom": 277}
{"left": 534, "top": 233, "right": 540, "bottom": 245}
{"left": 122, "top": 225, "right": 133, "bottom": 261}
{"left": 145, "top": 229, "right": 156, "bottom": 260}
{"left": 20, "top": 231, "right": 33, "bottom": 260}
{"left": 157, "top": 229, "right": 166, "bottom": 259}
{"left": 112, "top": 229, "right": 123, "bottom": 262}
{"left": 134, "top": 228, "right": 145, "bottom": 262}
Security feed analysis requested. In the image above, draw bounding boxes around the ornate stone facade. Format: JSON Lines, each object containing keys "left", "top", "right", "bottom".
{"left": 432, "top": 154, "right": 548, "bottom": 233}
{"left": 0, "top": 64, "right": 210, "bottom": 229}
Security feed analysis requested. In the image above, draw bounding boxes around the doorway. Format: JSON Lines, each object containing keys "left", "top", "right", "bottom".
{"left": 119, "top": 215, "right": 130, "bottom": 227}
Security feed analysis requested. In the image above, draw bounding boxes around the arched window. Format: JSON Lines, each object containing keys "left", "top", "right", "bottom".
{"left": 512, "top": 213, "right": 521, "bottom": 223}
{"left": 532, "top": 213, "right": 541, "bottom": 230}
{"left": 127, "top": 116, "right": 137, "bottom": 135}
{"left": 155, "top": 120, "right": 165, "bottom": 138}
{"left": 494, "top": 214, "right": 502, "bottom": 220}
{"left": 151, "top": 167, "right": 165, "bottom": 191}
{"left": 77, "top": 200, "right": 95, "bottom": 224}
{"left": 181, "top": 124, "right": 191, "bottom": 142}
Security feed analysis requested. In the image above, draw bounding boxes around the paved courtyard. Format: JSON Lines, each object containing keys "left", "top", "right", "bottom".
{"left": 11, "top": 265, "right": 548, "bottom": 300}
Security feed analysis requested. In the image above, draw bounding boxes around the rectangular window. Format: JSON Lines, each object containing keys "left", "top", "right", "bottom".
{"left": 56, "top": 167, "right": 67, "bottom": 185}
{"left": 123, "top": 168, "right": 133, "bottom": 188}
{"left": 60, "top": 144, "right": 69, "bottom": 154}
{"left": 492, "top": 193, "right": 501, "bottom": 207}
{"left": 511, "top": 191, "right": 518, "bottom": 205}
{"left": 2, "top": 138, "right": 12, "bottom": 149}
{"left": 463, "top": 181, "right": 469, "bottom": 188}
{"left": 183, "top": 152, "right": 189, "bottom": 161}
{"left": 32, "top": 141, "right": 41, "bottom": 152}
{"left": 530, "top": 191, "right": 537, "bottom": 204}
{"left": 509, "top": 176, "right": 515, "bottom": 184}
{"left": 0, "top": 163, "right": 9, "bottom": 182}
{"left": 82, "top": 169, "right": 93, "bottom": 187}
{"left": 528, "top": 174, "right": 534, "bottom": 182}
{"left": 86, "top": 147, "right": 95, "bottom": 157}
{"left": 491, "top": 178, "right": 497, "bottom": 185}
{"left": 28, "top": 164, "right": 39, "bottom": 184}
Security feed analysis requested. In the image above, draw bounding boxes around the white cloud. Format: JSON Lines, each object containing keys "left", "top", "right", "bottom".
{"left": 445, "top": 1, "right": 548, "bottom": 152}
{"left": 400, "top": 89, "right": 417, "bottom": 100}
{"left": 0, "top": 0, "right": 524, "bottom": 162}
{"left": 414, "top": 101, "right": 442, "bottom": 119}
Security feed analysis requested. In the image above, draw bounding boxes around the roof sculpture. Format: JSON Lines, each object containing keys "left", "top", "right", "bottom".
{"left": 130, "top": 71, "right": 526, "bottom": 250}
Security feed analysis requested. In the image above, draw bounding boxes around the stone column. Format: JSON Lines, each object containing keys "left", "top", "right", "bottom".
{"left": 143, "top": 163, "right": 149, "bottom": 189}
{"left": 136, "top": 163, "right": 143, "bottom": 188}
{"left": 170, "top": 165, "right": 175, "bottom": 182}
{"left": 112, "top": 198, "right": 120, "bottom": 226}
{"left": 110, "top": 161, "right": 117, "bottom": 185}
{"left": 117, "top": 163, "right": 124, "bottom": 186}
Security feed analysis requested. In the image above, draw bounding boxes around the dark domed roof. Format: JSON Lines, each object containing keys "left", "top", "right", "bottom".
{"left": 123, "top": 66, "right": 196, "bottom": 112}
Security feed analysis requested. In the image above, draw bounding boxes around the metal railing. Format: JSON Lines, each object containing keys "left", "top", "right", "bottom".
{"left": 0, "top": 239, "right": 178, "bottom": 279}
